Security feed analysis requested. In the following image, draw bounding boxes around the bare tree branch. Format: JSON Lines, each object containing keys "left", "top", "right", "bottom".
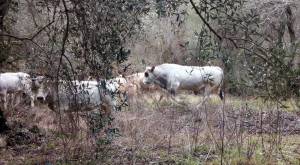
{"left": 31, "top": 20, "right": 55, "bottom": 40}
{"left": 189, "top": 0, "right": 222, "bottom": 41}
{"left": 57, "top": 0, "right": 76, "bottom": 81}
{"left": 0, "top": 20, "right": 55, "bottom": 55}
{"left": 0, "top": 20, "right": 55, "bottom": 40}
{"left": 190, "top": 0, "right": 241, "bottom": 49}
{"left": 57, "top": 0, "right": 70, "bottom": 81}
{"left": 56, "top": 0, "right": 71, "bottom": 141}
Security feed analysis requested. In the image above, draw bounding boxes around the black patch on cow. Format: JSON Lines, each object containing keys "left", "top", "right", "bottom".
{"left": 156, "top": 76, "right": 167, "bottom": 89}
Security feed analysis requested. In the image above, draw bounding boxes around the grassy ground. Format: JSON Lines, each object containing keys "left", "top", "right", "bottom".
{"left": 112, "top": 93, "right": 300, "bottom": 164}
{"left": 0, "top": 93, "right": 299, "bottom": 164}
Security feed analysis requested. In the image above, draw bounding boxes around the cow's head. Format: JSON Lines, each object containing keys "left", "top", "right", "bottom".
{"left": 143, "top": 66, "right": 155, "bottom": 84}
{"left": 31, "top": 76, "right": 50, "bottom": 102}
{"left": 32, "top": 76, "right": 45, "bottom": 88}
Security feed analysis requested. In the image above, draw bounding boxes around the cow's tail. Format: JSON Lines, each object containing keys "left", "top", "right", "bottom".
{"left": 219, "top": 87, "right": 224, "bottom": 100}
{"left": 218, "top": 70, "right": 225, "bottom": 100}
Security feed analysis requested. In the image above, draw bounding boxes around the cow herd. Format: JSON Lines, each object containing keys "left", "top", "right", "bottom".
{"left": 0, "top": 63, "right": 224, "bottom": 112}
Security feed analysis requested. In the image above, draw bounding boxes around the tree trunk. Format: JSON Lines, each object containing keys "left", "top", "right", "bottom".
{"left": 0, "top": 0, "right": 10, "bottom": 31}
{"left": 285, "top": 5, "right": 299, "bottom": 69}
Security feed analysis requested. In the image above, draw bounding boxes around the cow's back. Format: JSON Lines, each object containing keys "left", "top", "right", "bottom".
{"left": 0, "top": 73, "right": 24, "bottom": 92}
{"left": 154, "top": 64, "right": 223, "bottom": 90}
{"left": 47, "top": 80, "right": 117, "bottom": 111}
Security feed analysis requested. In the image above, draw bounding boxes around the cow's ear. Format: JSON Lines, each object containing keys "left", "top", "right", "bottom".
{"left": 150, "top": 66, "right": 155, "bottom": 72}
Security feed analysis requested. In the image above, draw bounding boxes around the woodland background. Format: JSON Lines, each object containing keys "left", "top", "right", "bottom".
{"left": 0, "top": 0, "right": 299, "bottom": 164}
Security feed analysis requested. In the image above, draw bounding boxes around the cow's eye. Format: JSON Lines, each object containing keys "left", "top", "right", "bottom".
{"left": 144, "top": 72, "right": 149, "bottom": 77}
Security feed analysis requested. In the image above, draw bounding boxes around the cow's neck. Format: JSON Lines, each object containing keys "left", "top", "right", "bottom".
{"left": 154, "top": 74, "right": 167, "bottom": 89}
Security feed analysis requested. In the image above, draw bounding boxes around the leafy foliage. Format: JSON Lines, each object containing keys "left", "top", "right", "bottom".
{"left": 69, "top": 0, "right": 150, "bottom": 79}
{"left": 192, "top": 0, "right": 299, "bottom": 101}
{"left": 155, "top": 0, "right": 188, "bottom": 17}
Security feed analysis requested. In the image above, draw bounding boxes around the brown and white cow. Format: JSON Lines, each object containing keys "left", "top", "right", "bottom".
{"left": 123, "top": 73, "right": 161, "bottom": 98}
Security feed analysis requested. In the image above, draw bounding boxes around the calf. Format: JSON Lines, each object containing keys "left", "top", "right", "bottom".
{"left": 0, "top": 72, "right": 34, "bottom": 110}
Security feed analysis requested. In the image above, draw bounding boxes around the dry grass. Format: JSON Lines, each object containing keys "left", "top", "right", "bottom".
{"left": 0, "top": 93, "right": 299, "bottom": 164}
{"left": 112, "top": 93, "right": 300, "bottom": 164}
{"left": 0, "top": 102, "right": 94, "bottom": 164}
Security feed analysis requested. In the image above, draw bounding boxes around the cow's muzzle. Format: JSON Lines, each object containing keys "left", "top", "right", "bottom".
{"left": 36, "top": 96, "right": 45, "bottom": 102}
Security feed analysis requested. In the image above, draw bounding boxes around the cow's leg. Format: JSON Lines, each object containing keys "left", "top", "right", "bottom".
{"left": 158, "top": 94, "right": 164, "bottom": 102}
{"left": 196, "top": 85, "right": 212, "bottom": 109}
{"left": 12, "top": 92, "right": 22, "bottom": 107}
{"left": 203, "top": 85, "right": 212, "bottom": 103}
{"left": 22, "top": 82, "right": 35, "bottom": 107}
{"left": 8, "top": 93, "right": 14, "bottom": 108}
{"left": 167, "top": 82, "right": 178, "bottom": 102}
{"left": 13, "top": 93, "right": 19, "bottom": 106}
{"left": 3, "top": 93, "right": 7, "bottom": 110}
{"left": 25, "top": 90, "right": 35, "bottom": 107}
{"left": 6, "top": 93, "right": 11, "bottom": 109}
{"left": 165, "top": 87, "right": 177, "bottom": 104}
{"left": 211, "top": 84, "right": 224, "bottom": 101}
{"left": 167, "top": 82, "right": 187, "bottom": 106}
{"left": 30, "top": 95, "right": 35, "bottom": 107}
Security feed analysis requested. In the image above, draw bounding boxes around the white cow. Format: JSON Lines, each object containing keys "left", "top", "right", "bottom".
{"left": 0, "top": 72, "right": 34, "bottom": 110}
{"left": 77, "top": 78, "right": 127, "bottom": 110}
{"left": 77, "top": 77, "right": 127, "bottom": 94}
{"left": 34, "top": 78, "right": 126, "bottom": 114}
{"left": 143, "top": 63, "right": 224, "bottom": 100}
